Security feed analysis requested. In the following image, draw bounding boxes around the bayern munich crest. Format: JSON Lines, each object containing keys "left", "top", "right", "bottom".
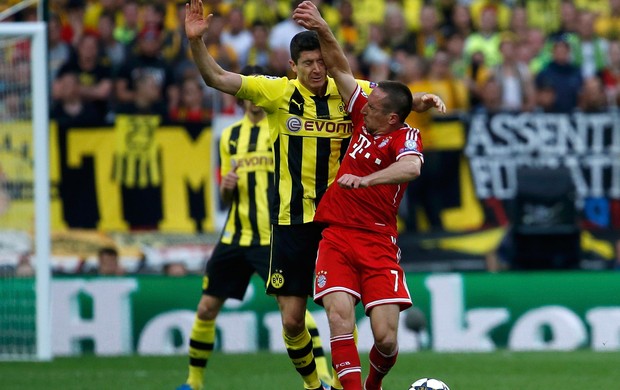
{"left": 316, "top": 270, "right": 327, "bottom": 288}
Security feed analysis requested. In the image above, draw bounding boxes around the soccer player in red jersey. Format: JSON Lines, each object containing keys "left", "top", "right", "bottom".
{"left": 294, "top": 2, "right": 446, "bottom": 389}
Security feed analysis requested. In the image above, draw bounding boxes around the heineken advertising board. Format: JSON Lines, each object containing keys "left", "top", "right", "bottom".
{"left": 42, "top": 272, "right": 620, "bottom": 356}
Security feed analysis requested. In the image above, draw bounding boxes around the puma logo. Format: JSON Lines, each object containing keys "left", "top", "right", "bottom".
{"left": 291, "top": 99, "right": 304, "bottom": 111}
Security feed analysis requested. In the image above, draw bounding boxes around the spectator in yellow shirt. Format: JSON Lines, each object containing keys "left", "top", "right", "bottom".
{"left": 596, "top": 0, "right": 620, "bottom": 40}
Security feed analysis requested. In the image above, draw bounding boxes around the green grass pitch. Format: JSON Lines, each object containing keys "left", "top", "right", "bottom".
{"left": 2, "top": 351, "right": 619, "bottom": 389}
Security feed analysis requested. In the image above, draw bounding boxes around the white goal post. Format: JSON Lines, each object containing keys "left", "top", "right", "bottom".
{"left": 0, "top": 22, "right": 51, "bottom": 361}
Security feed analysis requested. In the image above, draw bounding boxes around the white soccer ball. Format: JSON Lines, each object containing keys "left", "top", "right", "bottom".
{"left": 409, "top": 378, "right": 450, "bottom": 390}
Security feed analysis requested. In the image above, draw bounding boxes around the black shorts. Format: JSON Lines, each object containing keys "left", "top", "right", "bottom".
{"left": 266, "top": 222, "right": 325, "bottom": 297}
{"left": 202, "top": 243, "right": 270, "bottom": 300}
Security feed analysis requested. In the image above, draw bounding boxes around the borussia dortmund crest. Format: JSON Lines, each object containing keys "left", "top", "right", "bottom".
{"left": 270, "top": 271, "right": 284, "bottom": 288}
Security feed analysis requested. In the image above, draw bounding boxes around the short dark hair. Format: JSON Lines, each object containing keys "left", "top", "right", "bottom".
{"left": 99, "top": 10, "right": 115, "bottom": 23}
{"left": 290, "top": 30, "right": 320, "bottom": 63}
{"left": 377, "top": 81, "right": 413, "bottom": 123}
{"left": 98, "top": 246, "right": 118, "bottom": 258}
{"left": 251, "top": 20, "right": 268, "bottom": 29}
{"left": 552, "top": 38, "right": 571, "bottom": 50}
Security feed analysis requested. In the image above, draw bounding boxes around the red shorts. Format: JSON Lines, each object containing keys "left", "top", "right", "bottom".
{"left": 313, "top": 225, "right": 412, "bottom": 314}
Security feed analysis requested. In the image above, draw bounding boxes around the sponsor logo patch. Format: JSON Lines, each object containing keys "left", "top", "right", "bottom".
{"left": 286, "top": 117, "right": 302, "bottom": 132}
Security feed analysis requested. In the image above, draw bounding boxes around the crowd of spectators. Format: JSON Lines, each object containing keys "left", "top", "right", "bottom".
{"left": 1, "top": 0, "right": 619, "bottom": 270}
{"left": 2, "top": 0, "right": 620, "bottom": 126}
{"left": 2, "top": 0, "right": 620, "bottom": 279}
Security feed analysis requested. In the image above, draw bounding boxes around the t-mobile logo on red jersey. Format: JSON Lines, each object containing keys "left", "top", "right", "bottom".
{"left": 348, "top": 134, "right": 371, "bottom": 159}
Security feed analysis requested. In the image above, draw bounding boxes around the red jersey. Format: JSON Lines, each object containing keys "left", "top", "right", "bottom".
{"left": 314, "top": 86, "right": 424, "bottom": 236}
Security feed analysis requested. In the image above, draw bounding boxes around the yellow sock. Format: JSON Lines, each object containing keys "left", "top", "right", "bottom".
{"left": 284, "top": 327, "right": 321, "bottom": 389}
{"left": 331, "top": 367, "right": 343, "bottom": 390}
{"left": 305, "top": 310, "right": 331, "bottom": 383}
{"left": 185, "top": 317, "right": 215, "bottom": 390}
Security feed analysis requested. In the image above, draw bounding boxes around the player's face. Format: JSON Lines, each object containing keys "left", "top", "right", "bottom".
{"left": 361, "top": 88, "right": 390, "bottom": 135}
{"left": 290, "top": 49, "right": 327, "bottom": 96}
{"left": 98, "top": 254, "right": 119, "bottom": 275}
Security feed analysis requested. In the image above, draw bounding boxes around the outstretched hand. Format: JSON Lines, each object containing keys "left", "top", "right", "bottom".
{"left": 185, "top": 0, "right": 212, "bottom": 40}
{"left": 292, "top": 0, "right": 326, "bottom": 31}
{"left": 417, "top": 93, "right": 447, "bottom": 113}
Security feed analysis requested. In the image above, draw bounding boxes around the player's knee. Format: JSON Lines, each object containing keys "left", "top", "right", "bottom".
{"left": 325, "top": 306, "right": 355, "bottom": 334}
{"left": 281, "top": 312, "right": 306, "bottom": 335}
{"left": 196, "top": 296, "right": 222, "bottom": 320}
{"left": 323, "top": 293, "right": 355, "bottom": 334}
{"left": 373, "top": 332, "right": 398, "bottom": 354}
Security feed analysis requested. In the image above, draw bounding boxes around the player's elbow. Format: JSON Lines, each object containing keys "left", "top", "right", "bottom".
{"left": 403, "top": 159, "right": 422, "bottom": 181}
{"left": 209, "top": 71, "right": 242, "bottom": 96}
{"left": 408, "top": 165, "right": 421, "bottom": 181}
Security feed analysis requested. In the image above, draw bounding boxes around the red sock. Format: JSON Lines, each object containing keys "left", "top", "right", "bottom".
{"left": 331, "top": 333, "right": 362, "bottom": 389}
{"left": 365, "top": 344, "right": 398, "bottom": 390}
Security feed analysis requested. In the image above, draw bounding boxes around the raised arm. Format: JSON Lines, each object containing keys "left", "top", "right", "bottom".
{"left": 293, "top": 1, "right": 357, "bottom": 102}
{"left": 185, "top": 0, "right": 241, "bottom": 95}
{"left": 412, "top": 92, "right": 447, "bottom": 113}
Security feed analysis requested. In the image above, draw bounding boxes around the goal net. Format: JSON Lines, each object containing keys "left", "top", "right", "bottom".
{"left": 0, "top": 21, "right": 51, "bottom": 361}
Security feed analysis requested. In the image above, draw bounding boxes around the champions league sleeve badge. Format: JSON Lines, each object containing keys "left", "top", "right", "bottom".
{"left": 404, "top": 139, "right": 418, "bottom": 152}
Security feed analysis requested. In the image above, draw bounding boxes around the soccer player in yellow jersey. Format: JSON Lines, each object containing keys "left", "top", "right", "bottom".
{"left": 177, "top": 66, "right": 330, "bottom": 390}
{"left": 185, "top": 1, "right": 445, "bottom": 388}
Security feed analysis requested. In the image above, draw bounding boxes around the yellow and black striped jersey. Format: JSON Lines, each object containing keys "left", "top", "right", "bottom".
{"left": 219, "top": 115, "right": 273, "bottom": 246}
{"left": 236, "top": 75, "right": 372, "bottom": 225}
